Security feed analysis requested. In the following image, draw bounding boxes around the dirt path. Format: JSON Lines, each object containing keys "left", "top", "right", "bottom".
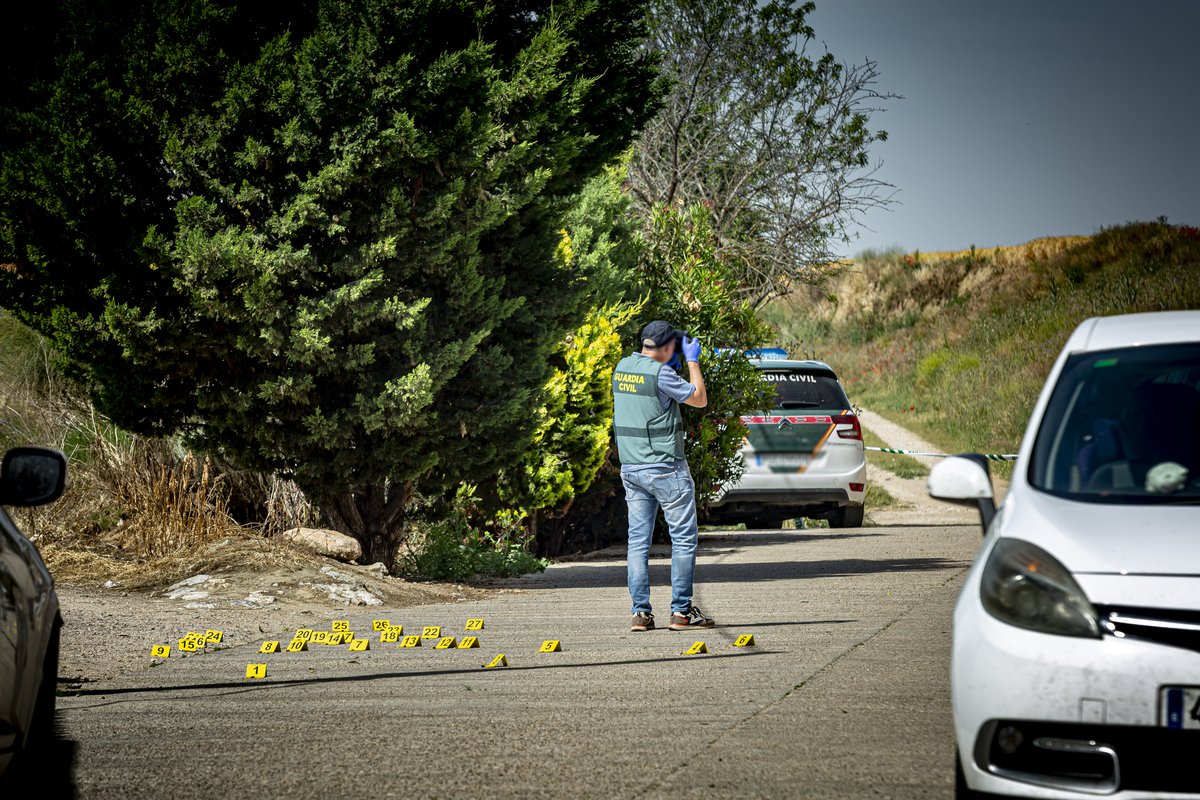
{"left": 858, "top": 407, "right": 1006, "bottom": 527}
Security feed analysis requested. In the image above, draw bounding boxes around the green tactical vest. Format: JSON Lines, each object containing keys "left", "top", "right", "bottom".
{"left": 611, "top": 353, "right": 686, "bottom": 465}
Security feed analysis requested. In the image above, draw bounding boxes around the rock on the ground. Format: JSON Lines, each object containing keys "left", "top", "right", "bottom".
{"left": 280, "top": 527, "right": 362, "bottom": 562}
{"left": 167, "top": 574, "right": 211, "bottom": 591}
{"left": 308, "top": 582, "right": 383, "bottom": 606}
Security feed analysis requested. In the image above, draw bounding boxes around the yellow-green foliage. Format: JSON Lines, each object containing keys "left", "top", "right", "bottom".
{"left": 497, "top": 300, "right": 640, "bottom": 514}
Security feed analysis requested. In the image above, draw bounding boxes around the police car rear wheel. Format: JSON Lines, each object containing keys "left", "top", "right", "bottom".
{"left": 828, "top": 505, "right": 864, "bottom": 528}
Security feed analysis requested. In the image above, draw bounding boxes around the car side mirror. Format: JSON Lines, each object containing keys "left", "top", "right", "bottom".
{"left": 1, "top": 447, "right": 68, "bottom": 507}
{"left": 927, "top": 454, "right": 996, "bottom": 532}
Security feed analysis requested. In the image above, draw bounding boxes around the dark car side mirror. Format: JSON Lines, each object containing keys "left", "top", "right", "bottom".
{"left": 926, "top": 453, "right": 997, "bottom": 533}
{"left": 1, "top": 447, "right": 68, "bottom": 507}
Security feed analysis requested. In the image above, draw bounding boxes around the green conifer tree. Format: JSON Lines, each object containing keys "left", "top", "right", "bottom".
{"left": 0, "top": 0, "right": 664, "bottom": 566}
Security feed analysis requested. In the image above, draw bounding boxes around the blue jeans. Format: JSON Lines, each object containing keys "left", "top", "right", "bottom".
{"left": 621, "top": 463, "right": 698, "bottom": 616}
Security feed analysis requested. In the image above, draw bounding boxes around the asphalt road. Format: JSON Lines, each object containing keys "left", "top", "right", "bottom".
{"left": 28, "top": 522, "right": 982, "bottom": 799}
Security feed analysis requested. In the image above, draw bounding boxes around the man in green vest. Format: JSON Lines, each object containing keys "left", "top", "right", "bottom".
{"left": 612, "top": 320, "right": 715, "bottom": 632}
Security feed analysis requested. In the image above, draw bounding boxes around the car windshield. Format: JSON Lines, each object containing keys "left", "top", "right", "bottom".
{"left": 1029, "top": 343, "right": 1200, "bottom": 504}
{"left": 759, "top": 370, "right": 850, "bottom": 410}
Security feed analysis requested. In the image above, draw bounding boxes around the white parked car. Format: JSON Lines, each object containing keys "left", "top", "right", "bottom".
{"left": 706, "top": 353, "right": 867, "bottom": 528}
{"left": 929, "top": 310, "right": 1200, "bottom": 798}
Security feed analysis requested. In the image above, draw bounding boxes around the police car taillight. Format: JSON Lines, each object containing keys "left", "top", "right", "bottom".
{"left": 831, "top": 414, "right": 862, "bottom": 440}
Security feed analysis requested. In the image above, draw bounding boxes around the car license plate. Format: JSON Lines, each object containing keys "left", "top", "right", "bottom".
{"left": 758, "top": 454, "right": 811, "bottom": 468}
{"left": 1161, "top": 687, "right": 1200, "bottom": 729}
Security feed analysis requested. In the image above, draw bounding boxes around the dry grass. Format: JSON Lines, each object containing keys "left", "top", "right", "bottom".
{"left": 0, "top": 312, "right": 325, "bottom": 589}
{"left": 788, "top": 236, "right": 1090, "bottom": 331}
{"left": 36, "top": 534, "right": 322, "bottom": 591}
{"left": 912, "top": 236, "right": 1089, "bottom": 267}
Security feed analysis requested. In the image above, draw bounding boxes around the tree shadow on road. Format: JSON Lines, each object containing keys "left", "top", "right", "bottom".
{"left": 698, "top": 531, "right": 887, "bottom": 547}
{"left": 59, "top": 649, "right": 778, "bottom": 701}
{"left": 535, "top": 556, "right": 970, "bottom": 590}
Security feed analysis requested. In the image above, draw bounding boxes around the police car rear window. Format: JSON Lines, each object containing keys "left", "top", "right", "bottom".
{"left": 760, "top": 370, "right": 850, "bottom": 410}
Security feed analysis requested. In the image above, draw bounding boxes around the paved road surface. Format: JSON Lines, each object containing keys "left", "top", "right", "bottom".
{"left": 29, "top": 522, "right": 982, "bottom": 799}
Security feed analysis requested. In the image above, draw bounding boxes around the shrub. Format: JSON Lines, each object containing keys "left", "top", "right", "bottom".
{"left": 634, "top": 203, "right": 776, "bottom": 507}
{"left": 401, "top": 485, "right": 550, "bottom": 581}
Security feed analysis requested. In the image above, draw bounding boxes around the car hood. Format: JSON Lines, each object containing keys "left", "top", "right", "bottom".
{"left": 998, "top": 485, "right": 1200, "bottom": 576}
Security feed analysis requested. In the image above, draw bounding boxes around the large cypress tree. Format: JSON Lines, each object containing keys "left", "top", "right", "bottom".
{"left": 0, "top": 0, "right": 664, "bottom": 566}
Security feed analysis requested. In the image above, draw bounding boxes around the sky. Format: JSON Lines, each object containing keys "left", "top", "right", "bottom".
{"left": 805, "top": 0, "right": 1200, "bottom": 254}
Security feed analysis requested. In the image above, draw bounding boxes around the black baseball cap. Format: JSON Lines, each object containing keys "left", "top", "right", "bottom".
{"left": 640, "top": 320, "right": 688, "bottom": 347}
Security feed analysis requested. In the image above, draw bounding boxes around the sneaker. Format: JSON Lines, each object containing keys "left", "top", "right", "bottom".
{"left": 631, "top": 612, "right": 655, "bottom": 631}
{"left": 669, "top": 606, "right": 715, "bottom": 630}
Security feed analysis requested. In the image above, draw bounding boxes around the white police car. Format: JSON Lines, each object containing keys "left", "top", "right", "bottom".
{"left": 928, "top": 310, "right": 1200, "bottom": 797}
{"left": 705, "top": 350, "right": 867, "bottom": 529}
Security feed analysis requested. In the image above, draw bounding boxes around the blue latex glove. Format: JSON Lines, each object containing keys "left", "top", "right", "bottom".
{"left": 681, "top": 335, "right": 702, "bottom": 363}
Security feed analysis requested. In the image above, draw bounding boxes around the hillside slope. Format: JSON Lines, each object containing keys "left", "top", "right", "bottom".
{"left": 765, "top": 221, "right": 1200, "bottom": 477}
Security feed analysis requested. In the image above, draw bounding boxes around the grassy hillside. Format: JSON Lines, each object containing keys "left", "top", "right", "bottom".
{"left": 764, "top": 221, "right": 1200, "bottom": 478}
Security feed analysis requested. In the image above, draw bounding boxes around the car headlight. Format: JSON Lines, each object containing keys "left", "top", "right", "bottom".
{"left": 980, "top": 538, "right": 1100, "bottom": 638}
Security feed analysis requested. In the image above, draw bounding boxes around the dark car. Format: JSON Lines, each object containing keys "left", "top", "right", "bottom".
{"left": 0, "top": 446, "right": 67, "bottom": 776}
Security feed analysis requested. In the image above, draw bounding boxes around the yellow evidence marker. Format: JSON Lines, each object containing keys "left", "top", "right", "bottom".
{"left": 538, "top": 640, "right": 562, "bottom": 653}
{"left": 151, "top": 645, "right": 170, "bottom": 658}
{"left": 380, "top": 629, "right": 401, "bottom": 643}
{"left": 732, "top": 634, "right": 756, "bottom": 647}
{"left": 485, "top": 654, "right": 509, "bottom": 668}
{"left": 683, "top": 641, "right": 708, "bottom": 655}
{"left": 332, "top": 621, "right": 349, "bottom": 633}
{"left": 348, "top": 639, "right": 370, "bottom": 652}
{"left": 294, "top": 629, "right": 313, "bottom": 641}
{"left": 310, "top": 631, "right": 329, "bottom": 645}
{"left": 246, "top": 664, "right": 267, "bottom": 679}
{"left": 205, "top": 630, "right": 223, "bottom": 644}
{"left": 371, "top": 620, "right": 390, "bottom": 631}
{"left": 259, "top": 641, "right": 281, "bottom": 654}
{"left": 458, "top": 637, "right": 480, "bottom": 649}
{"left": 186, "top": 632, "right": 205, "bottom": 641}
{"left": 434, "top": 637, "right": 457, "bottom": 649}
{"left": 421, "top": 626, "right": 441, "bottom": 639}
{"left": 285, "top": 639, "right": 309, "bottom": 652}
{"left": 178, "top": 638, "right": 198, "bottom": 652}
{"left": 465, "top": 619, "right": 484, "bottom": 631}
{"left": 326, "top": 632, "right": 345, "bottom": 645}
{"left": 399, "top": 636, "right": 422, "bottom": 648}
